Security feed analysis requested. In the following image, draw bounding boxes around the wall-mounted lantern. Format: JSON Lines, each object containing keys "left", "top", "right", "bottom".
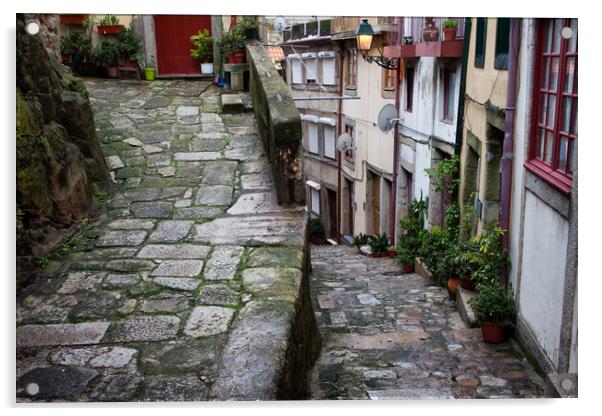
{"left": 354, "top": 19, "right": 399, "bottom": 70}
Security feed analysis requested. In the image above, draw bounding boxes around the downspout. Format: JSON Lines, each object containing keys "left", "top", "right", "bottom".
{"left": 389, "top": 17, "right": 403, "bottom": 244}
{"left": 336, "top": 47, "right": 345, "bottom": 243}
{"left": 500, "top": 18, "right": 522, "bottom": 287}
{"left": 454, "top": 17, "right": 471, "bottom": 156}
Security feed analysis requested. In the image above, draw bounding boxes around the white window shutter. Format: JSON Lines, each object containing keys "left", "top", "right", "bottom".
{"left": 319, "top": 51, "right": 336, "bottom": 85}
{"left": 292, "top": 59, "right": 302, "bottom": 84}
{"left": 308, "top": 121, "right": 319, "bottom": 154}
{"left": 303, "top": 53, "right": 318, "bottom": 83}
{"left": 323, "top": 125, "right": 336, "bottom": 159}
{"left": 311, "top": 188, "right": 320, "bottom": 214}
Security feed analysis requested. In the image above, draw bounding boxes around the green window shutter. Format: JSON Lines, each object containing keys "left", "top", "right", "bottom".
{"left": 474, "top": 18, "right": 487, "bottom": 68}
{"left": 494, "top": 18, "right": 510, "bottom": 70}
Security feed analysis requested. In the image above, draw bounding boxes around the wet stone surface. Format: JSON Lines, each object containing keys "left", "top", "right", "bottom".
{"left": 16, "top": 79, "right": 307, "bottom": 402}
{"left": 308, "top": 245, "right": 546, "bottom": 400}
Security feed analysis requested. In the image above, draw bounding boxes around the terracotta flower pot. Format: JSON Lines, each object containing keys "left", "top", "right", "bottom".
{"left": 387, "top": 250, "right": 396, "bottom": 258}
{"left": 460, "top": 276, "right": 475, "bottom": 291}
{"left": 447, "top": 277, "right": 460, "bottom": 299}
{"left": 401, "top": 262, "right": 414, "bottom": 273}
{"left": 60, "top": 15, "right": 88, "bottom": 25}
{"left": 480, "top": 321, "right": 507, "bottom": 344}
{"left": 98, "top": 25, "right": 124, "bottom": 35}
{"left": 106, "top": 66, "right": 119, "bottom": 78}
{"left": 227, "top": 51, "right": 246, "bottom": 64}
{"left": 443, "top": 27, "right": 457, "bottom": 41}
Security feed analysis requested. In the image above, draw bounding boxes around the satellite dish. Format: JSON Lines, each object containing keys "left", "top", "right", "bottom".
{"left": 377, "top": 104, "right": 400, "bottom": 133}
{"left": 274, "top": 17, "right": 286, "bottom": 34}
{"left": 336, "top": 133, "right": 351, "bottom": 152}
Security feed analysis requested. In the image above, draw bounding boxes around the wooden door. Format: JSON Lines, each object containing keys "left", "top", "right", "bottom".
{"left": 154, "top": 15, "right": 212, "bottom": 76}
{"left": 372, "top": 176, "right": 380, "bottom": 235}
{"left": 327, "top": 188, "right": 338, "bottom": 240}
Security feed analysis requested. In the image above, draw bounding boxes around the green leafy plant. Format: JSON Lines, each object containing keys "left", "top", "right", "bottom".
{"left": 58, "top": 235, "right": 79, "bottom": 256}
{"left": 99, "top": 15, "right": 120, "bottom": 26}
{"left": 189, "top": 29, "right": 213, "bottom": 63}
{"left": 352, "top": 233, "right": 369, "bottom": 249}
{"left": 116, "top": 28, "right": 143, "bottom": 61}
{"left": 308, "top": 217, "right": 326, "bottom": 242}
{"left": 396, "top": 198, "right": 426, "bottom": 264}
{"left": 218, "top": 26, "right": 245, "bottom": 55}
{"left": 237, "top": 16, "right": 259, "bottom": 30}
{"left": 16, "top": 207, "right": 25, "bottom": 222}
{"left": 60, "top": 31, "right": 92, "bottom": 56}
{"left": 469, "top": 280, "right": 516, "bottom": 326}
{"left": 368, "top": 232, "right": 390, "bottom": 255}
{"left": 442, "top": 19, "right": 459, "bottom": 29}
{"left": 425, "top": 155, "right": 459, "bottom": 198}
{"left": 36, "top": 257, "right": 49, "bottom": 269}
{"left": 93, "top": 40, "right": 119, "bottom": 67}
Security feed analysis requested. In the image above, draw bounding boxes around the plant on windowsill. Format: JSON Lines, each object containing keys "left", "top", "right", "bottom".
{"left": 308, "top": 217, "right": 326, "bottom": 244}
{"left": 442, "top": 19, "right": 459, "bottom": 42}
{"left": 190, "top": 29, "right": 214, "bottom": 75}
{"left": 352, "top": 233, "right": 369, "bottom": 253}
{"left": 219, "top": 26, "right": 246, "bottom": 64}
{"left": 469, "top": 280, "right": 516, "bottom": 343}
{"left": 422, "top": 17, "right": 440, "bottom": 42}
{"left": 395, "top": 197, "right": 426, "bottom": 272}
{"left": 97, "top": 15, "right": 123, "bottom": 35}
{"left": 368, "top": 232, "right": 390, "bottom": 258}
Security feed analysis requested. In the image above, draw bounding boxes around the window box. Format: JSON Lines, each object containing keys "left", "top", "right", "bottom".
{"left": 60, "top": 14, "right": 88, "bottom": 25}
{"left": 98, "top": 24, "right": 124, "bottom": 35}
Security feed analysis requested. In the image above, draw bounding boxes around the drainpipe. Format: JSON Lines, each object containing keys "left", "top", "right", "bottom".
{"left": 500, "top": 18, "right": 522, "bottom": 287}
{"left": 389, "top": 17, "right": 403, "bottom": 244}
{"left": 454, "top": 17, "right": 471, "bottom": 156}
{"left": 336, "top": 48, "right": 345, "bottom": 243}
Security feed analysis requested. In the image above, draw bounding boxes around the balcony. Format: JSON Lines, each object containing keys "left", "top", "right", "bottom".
{"left": 383, "top": 17, "right": 465, "bottom": 59}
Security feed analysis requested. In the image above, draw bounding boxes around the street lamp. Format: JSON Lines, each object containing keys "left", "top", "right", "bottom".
{"left": 354, "top": 19, "right": 399, "bottom": 70}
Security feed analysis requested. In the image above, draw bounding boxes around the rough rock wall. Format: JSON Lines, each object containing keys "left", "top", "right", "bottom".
{"left": 246, "top": 40, "right": 305, "bottom": 205}
{"left": 16, "top": 13, "right": 110, "bottom": 288}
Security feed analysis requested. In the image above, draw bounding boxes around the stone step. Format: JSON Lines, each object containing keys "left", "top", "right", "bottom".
{"left": 220, "top": 94, "right": 245, "bottom": 114}
{"left": 456, "top": 286, "right": 479, "bottom": 328}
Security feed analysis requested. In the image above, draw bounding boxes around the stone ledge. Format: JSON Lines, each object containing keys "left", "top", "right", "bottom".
{"left": 456, "top": 287, "right": 478, "bottom": 328}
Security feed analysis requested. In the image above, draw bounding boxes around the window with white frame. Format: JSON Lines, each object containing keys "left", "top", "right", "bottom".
{"left": 302, "top": 52, "right": 318, "bottom": 84}
{"left": 319, "top": 51, "right": 337, "bottom": 85}
{"left": 288, "top": 54, "right": 303, "bottom": 84}
{"left": 303, "top": 115, "right": 320, "bottom": 154}
{"left": 311, "top": 188, "right": 320, "bottom": 214}
{"left": 320, "top": 117, "right": 337, "bottom": 159}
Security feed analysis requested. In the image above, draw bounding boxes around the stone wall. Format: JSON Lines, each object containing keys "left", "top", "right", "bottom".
{"left": 16, "top": 13, "right": 110, "bottom": 288}
{"left": 246, "top": 40, "right": 305, "bottom": 205}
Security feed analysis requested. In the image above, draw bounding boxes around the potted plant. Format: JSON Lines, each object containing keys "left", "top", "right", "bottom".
{"left": 60, "top": 31, "right": 92, "bottom": 72}
{"left": 442, "top": 19, "right": 459, "bottom": 41}
{"left": 219, "top": 26, "right": 246, "bottom": 63}
{"left": 144, "top": 54, "right": 156, "bottom": 81}
{"left": 386, "top": 245, "right": 397, "bottom": 258}
{"left": 115, "top": 28, "right": 143, "bottom": 69}
{"left": 94, "top": 40, "right": 119, "bottom": 78}
{"left": 190, "top": 29, "right": 214, "bottom": 75}
{"left": 422, "top": 17, "right": 440, "bottom": 42}
{"left": 395, "top": 198, "right": 426, "bottom": 272}
{"left": 97, "top": 15, "right": 123, "bottom": 35}
{"left": 238, "top": 16, "right": 259, "bottom": 40}
{"left": 352, "top": 233, "right": 369, "bottom": 253}
{"left": 368, "top": 233, "right": 390, "bottom": 258}
{"left": 469, "top": 280, "right": 516, "bottom": 343}
{"left": 308, "top": 218, "right": 326, "bottom": 244}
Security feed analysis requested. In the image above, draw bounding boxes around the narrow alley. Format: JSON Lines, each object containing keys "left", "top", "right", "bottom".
{"left": 308, "top": 245, "right": 545, "bottom": 399}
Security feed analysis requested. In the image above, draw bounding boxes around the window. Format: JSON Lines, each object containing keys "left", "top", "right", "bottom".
{"left": 494, "top": 18, "right": 510, "bottom": 69}
{"left": 345, "top": 48, "right": 357, "bottom": 88}
{"left": 405, "top": 65, "right": 415, "bottom": 112}
{"left": 442, "top": 67, "right": 457, "bottom": 122}
{"left": 306, "top": 116, "right": 319, "bottom": 154}
{"left": 383, "top": 68, "right": 396, "bottom": 91}
{"left": 475, "top": 18, "right": 487, "bottom": 68}
{"left": 289, "top": 54, "right": 303, "bottom": 84}
{"left": 344, "top": 124, "right": 354, "bottom": 162}
{"left": 319, "top": 51, "right": 337, "bottom": 85}
{"left": 527, "top": 18, "right": 577, "bottom": 193}
{"left": 320, "top": 117, "right": 337, "bottom": 159}
{"left": 310, "top": 187, "right": 320, "bottom": 214}
{"left": 302, "top": 52, "right": 318, "bottom": 84}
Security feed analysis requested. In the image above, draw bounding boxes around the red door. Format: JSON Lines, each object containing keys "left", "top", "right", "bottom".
{"left": 154, "top": 15, "right": 212, "bottom": 76}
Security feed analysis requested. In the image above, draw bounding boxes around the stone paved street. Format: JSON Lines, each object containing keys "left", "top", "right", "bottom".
{"left": 16, "top": 79, "right": 307, "bottom": 402}
{"left": 308, "top": 245, "right": 546, "bottom": 400}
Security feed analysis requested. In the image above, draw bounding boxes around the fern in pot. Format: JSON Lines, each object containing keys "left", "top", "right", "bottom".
{"left": 469, "top": 280, "right": 516, "bottom": 343}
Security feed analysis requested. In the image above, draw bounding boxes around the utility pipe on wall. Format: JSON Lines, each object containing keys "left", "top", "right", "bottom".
{"left": 500, "top": 18, "right": 522, "bottom": 287}
{"left": 336, "top": 47, "right": 345, "bottom": 243}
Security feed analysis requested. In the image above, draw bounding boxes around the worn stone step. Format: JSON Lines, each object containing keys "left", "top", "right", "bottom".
{"left": 220, "top": 94, "right": 245, "bottom": 114}
{"left": 456, "top": 286, "right": 479, "bottom": 328}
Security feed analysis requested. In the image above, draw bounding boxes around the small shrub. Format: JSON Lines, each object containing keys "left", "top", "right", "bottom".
{"left": 352, "top": 233, "right": 369, "bottom": 248}
{"left": 308, "top": 217, "right": 325, "bottom": 243}
{"left": 368, "top": 232, "right": 390, "bottom": 255}
{"left": 190, "top": 29, "right": 213, "bottom": 63}
{"left": 396, "top": 198, "right": 426, "bottom": 264}
{"left": 442, "top": 19, "right": 459, "bottom": 29}
{"left": 469, "top": 280, "right": 516, "bottom": 326}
